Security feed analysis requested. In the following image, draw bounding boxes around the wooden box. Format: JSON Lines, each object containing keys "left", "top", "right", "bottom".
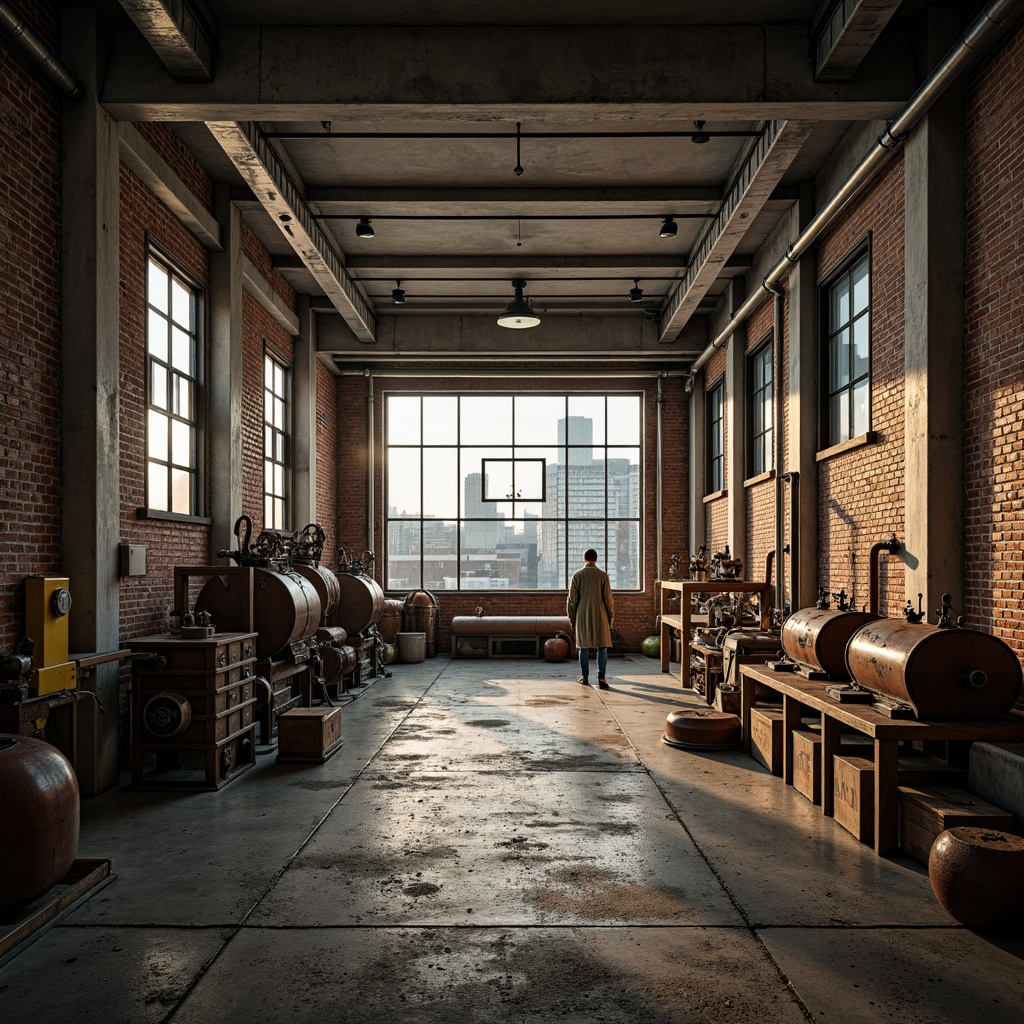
{"left": 277, "top": 707, "right": 343, "bottom": 764}
{"left": 750, "top": 707, "right": 784, "bottom": 776}
{"left": 834, "top": 754, "right": 874, "bottom": 843}
{"left": 792, "top": 728, "right": 821, "bottom": 803}
{"left": 898, "top": 785, "right": 1015, "bottom": 865}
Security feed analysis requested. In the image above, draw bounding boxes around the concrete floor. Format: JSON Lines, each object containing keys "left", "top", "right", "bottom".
{"left": 2, "top": 656, "right": 1022, "bottom": 1023}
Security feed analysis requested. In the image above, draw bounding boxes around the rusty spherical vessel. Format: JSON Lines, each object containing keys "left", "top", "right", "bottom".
{"left": 663, "top": 709, "right": 741, "bottom": 750}
{"left": 929, "top": 827, "right": 1024, "bottom": 932}
{"left": 543, "top": 635, "right": 570, "bottom": 662}
{"left": 0, "top": 735, "right": 80, "bottom": 913}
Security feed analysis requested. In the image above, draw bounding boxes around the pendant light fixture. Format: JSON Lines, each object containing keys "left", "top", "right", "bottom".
{"left": 628, "top": 279, "right": 643, "bottom": 303}
{"left": 356, "top": 216, "right": 374, "bottom": 238}
{"left": 392, "top": 280, "right": 406, "bottom": 304}
{"left": 497, "top": 279, "right": 540, "bottom": 329}
{"left": 659, "top": 216, "right": 677, "bottom": 238}
{"left": 691, "top": 120, "right": 711, "bottom": 144}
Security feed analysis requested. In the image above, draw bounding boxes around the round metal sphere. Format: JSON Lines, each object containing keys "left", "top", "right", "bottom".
{"left": 543, "top": 636, "right": 570, "bottom": 662}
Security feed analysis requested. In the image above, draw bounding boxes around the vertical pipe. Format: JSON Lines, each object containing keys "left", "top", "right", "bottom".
{"left": 770, "top": 284, "right": 786, "bottom": 621}
{"left": 784, "top": 472, "right": 801, "bottom": 610}
{"left": 656, "top": 373, "right": 664, "bottom": 578}
{"left": 366, "top": 369, "right": 375, "bottom": 568}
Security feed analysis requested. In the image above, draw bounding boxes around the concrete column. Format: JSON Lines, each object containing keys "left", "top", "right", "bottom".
{"left": 725, "top": 278, "right": 747, "bottom": 565}
{"left": 688, "top": 382, "right": 706, "bottom": 555}
{"left": 788, "top": 182, "right": 819, "bottom": 611}
{"left": 903, "top": 9, "right": 966, "bottom": 618}
{"left": 60, "top": 10, "right": 121, "bottom": 796}
{"left": 292, "top": 294, "right": 317, "bottom": 528}
{"left": 208, "top": 184, "right": 244, "bottom": 559}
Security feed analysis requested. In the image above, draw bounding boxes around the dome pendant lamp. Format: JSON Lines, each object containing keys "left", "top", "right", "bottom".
{"left": 497, "top": 278, "right": 540, "bottom": 329}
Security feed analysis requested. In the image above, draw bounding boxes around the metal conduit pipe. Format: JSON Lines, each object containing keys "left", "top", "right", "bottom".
{"left": 769, "top": 282, "right": 787, "bottom": 621}
{"left": 656, "top": 373, "right": 664, "bottom": 578}
{"left": 0, "top": 1, "right": 82, "bottom": 98}
{"left": 365, "top": 369, "right": 375, "bottom": 566}
{"left": 337, "top": 369, "right": 689, "bottom": 379}
{"left": 684, "top": 0, "right": 1021, "bottom": 389}
{"left": 868, "top": 534, "right": 900, "bottom": 615}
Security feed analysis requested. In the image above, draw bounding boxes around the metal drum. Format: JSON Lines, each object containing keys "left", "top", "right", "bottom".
{"left": 196, "top": 567, "right": 322, "bottom": 661}
{"left": 378, "top": 598, "right": 405, "bottom": 644}
{"left": 781, "top": 608, "right": 880, "bottom": 679}
{"left": 403, "top": 590, "right": 439, "bottom": 657}
{"left": 846, "top": 619, "right": 1023, "bottom": 718}
{"left": 292, "top": 563, "right": 341, "bottom": 625}
{"left": 334, "top": 571, "right": 385, "bottom": 636}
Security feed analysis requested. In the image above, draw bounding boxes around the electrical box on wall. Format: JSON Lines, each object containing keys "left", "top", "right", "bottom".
{"left": 119, "top": 544, "right": 148, "bottom": 577}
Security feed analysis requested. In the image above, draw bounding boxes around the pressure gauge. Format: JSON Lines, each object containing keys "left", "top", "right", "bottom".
{"left": 50, "top": 588, "right": 72, "bottom": 617}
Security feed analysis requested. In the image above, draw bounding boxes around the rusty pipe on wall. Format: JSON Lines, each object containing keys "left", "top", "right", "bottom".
{"left": 0, "top": 1, "right": 82, "bottom": 99}
{"left": 868, "top": 534, "right": 900, "bottom": 616}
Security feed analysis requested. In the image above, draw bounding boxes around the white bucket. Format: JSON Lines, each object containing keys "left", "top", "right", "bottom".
{"left": 396, "top": 631, "right": 426, "bottom": 663}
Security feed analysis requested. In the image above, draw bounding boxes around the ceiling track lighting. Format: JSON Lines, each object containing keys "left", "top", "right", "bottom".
{"left": 497, "top": 279, "right": 540, "bottom": 329}
{"left": 392, "top": 280, "right": 406, "bottom": 304}
{"left": 356, "top": 216, "right": 374, "bottom": 238}
{"left": 691, "top": 120, "right": 711, "bottom": 144}
{"left": 659, "top": 216, "right": 677, "bottom": 238}
{"left": 628, "top": 279, "right": 643, "bottom": 303}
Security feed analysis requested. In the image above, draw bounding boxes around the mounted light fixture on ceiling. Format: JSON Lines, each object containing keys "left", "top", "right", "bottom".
{"left": 497, "top": 279, "right": 540, "bottom": 329}
{"left": 659, "top": 216, "right": 677, "bottom": 238}
{"left": 691, "top": 120, "right": 711, "bottom": 144}
{"left": 629, "top": 279, "right": 643, "bottom": 303}
{"left": 356, "top": 216, "right": 374, "bottom": 238}
{"left": 392, "top": 280, "right": 406, "bottom": 304}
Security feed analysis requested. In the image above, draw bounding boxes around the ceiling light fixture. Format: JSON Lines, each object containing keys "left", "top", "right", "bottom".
{"left": 691, "top": 120, "right": 711, "bottom": 144}
{"left": 356, "top": 216, "right": 374, "bottom": 238}
{"left": 497, "top": 279, "right": 540, "bottom": 329}
{"left": 659, "top": 216, "right": 677, "bottom": 238}
{"left": 392, "top": 280, "right": 406, "bottom": 304}
{"left": 629, "top": 279, "right": 644, "bottom": 303}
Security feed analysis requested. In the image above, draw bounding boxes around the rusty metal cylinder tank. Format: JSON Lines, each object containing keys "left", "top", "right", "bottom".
{"left": 196, "top": 568, "right": 322, "bottom": 661}
{"left": 333, "top": 571, "right": 385, "bottom": 636}
{"left": 781, "top": 608, "right": 880, "bottom": 680}
{"left": 0, "top": 734, "right": 80, "bottom": 912}
{"left": 378, "top": 598, "right": 405, "bottom": 644}
{"left": 403, "top": 590, "right": 439, "bottom": 657}
{"left": 292, "top": 563, "right": 341, "bottom": 625}
{"left": 845, "top": 619, "right": 1023, "bottom": 718}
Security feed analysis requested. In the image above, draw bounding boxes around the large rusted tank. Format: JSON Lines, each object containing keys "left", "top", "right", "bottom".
{"left": 403, "top": 590, "right": 439, "bottom": 657}
{"left": 846, "top": 619, "right": 1023, "bottom": 718}
{"left": 333, "top": 571, "right": 385, "bottom": 636}
{"left": 378, "top": 598, "right": 405, "bottom": 644}
{"left": 196, "top": 568, "right": 321, "bottom": 661}
{"left": 781, "top": 607, "right": 880, "bottom": 679}
{"left": 292, "top": 563, "right": 341, "bottom": 625}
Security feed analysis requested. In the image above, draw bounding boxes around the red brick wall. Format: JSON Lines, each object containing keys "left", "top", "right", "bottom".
{"left": 965, "top": 22, "right": 1024, "bottom": 673}
{"left": 815, "top": 157, "right": 906, "bottom": 617}
{"left": 703, "top": 346, "right": 728, "bottom": 553}
{"left": 334, "top": 370, "right": 686, "bottom": 652}
{"left": 316, "top": 359, "right": 339, "bottom": 568}
{"left": 0, "top": 1, "right": 62, "bottom": 648}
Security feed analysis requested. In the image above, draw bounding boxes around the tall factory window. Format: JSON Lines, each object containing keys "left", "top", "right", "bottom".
{"left": 264, "top": 351, "right": 290, "bottom": 530}
{"left": 706, "top": 380, "right": 724, "bottom": 493}
{"left": 749, "top": 341, "right": 773, "bottom": 477}
{"left": 824, "top": 250, "right": 871, "bottom": 446}
{"left": 384, "top": 392, "right": 643, "bottom": 592}
{"left": 145, "top": 251, "right": 201, "bottom": 516}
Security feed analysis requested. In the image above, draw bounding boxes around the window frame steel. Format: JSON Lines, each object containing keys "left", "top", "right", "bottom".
{"left": 263, "top": 347, "right": 291, "bottom": 531}
{"left": 706, "top": 379, "right": 725, "bottom": 494}
{"left": 749, "top": 339, "right": 774, "bottom": 478}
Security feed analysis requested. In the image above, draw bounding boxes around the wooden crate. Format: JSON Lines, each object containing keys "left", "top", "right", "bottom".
{"left": 834, "top": 754, "right": 875, "bottom": 843}
{"left": 898, "top": 785, "right": 1015, "bottom": 865}
{"left": 750, "top": 707, "right": 784, "bottom": 776}
{"left": 792, "top": 728, "right": 821, "bottom": 804}
{"left": 277, "top": 706, "right": 343, "bottom": 764}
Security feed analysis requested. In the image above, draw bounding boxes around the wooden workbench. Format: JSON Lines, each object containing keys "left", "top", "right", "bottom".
{"left": 739, "top": 662, "right": 1024, "bottom": 856}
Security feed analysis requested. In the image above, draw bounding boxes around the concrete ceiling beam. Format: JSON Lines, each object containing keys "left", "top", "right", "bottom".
{"left": 102, "top": 24, "right": 917, "bottom": 120}
{"left": 118, "top": 0, "right": 218, "bottom": 82}
{"left": 206, "top": 120, "right": 377, "bottom": 342}
{"left": 813, "top": 0, "right": 903, "bottom": 82}
{"left": 306, "top": 186, "right": 723, "bottom": 208}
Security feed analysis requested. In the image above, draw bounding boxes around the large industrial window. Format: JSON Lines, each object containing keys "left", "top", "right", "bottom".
{"left": 824, "top": 250, "right": 871, "bottom": 446}
{"left": 706, "top": 380, "right": 724, "bottom": 493}
{"left": 384, "top": 393, "right": 643, "bottom": 592}
{"left": 145, "top": 251, "right": 202, "bottom": 516}
{"left": 749, "top": 341, "right": 773, "bottom": 477}
{"left": 264, "top": 351, "right": 290, "bottom": 530}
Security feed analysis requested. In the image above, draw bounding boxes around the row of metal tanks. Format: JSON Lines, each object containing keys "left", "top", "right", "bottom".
{"left": 779, "top": 597, "right": 1023, "bottom": 719}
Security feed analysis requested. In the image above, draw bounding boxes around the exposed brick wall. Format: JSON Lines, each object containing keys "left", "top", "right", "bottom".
{"left": 702, "top": 346, "right": 728, "bottom": 555}
{"left": 0, "top": 2, "right": 62, "bottom": 649}
{"left": 965, "top": 22, "right": 1024, "bottom": 685}
{"left": 316, "top": 359, "right": 339, "bottom": 568}
{"left": 334, "top": 369, "right": 685, "bottom": 652}
{"left": 815, "top": 157, "right": 906, "bottom": 618}
{"left": 135, "top": 121, "right": 213, "bottom": 214}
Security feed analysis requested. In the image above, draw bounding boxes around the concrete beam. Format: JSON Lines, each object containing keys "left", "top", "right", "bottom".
{"left": 206, "top": 121, "right": 376, "bottom": 342}
{"left": 240, "top": 253, "right": 299, "bottom": 335}
{"left": 658, "top": 120, "right": 816, "bottom": 343}
{"left": 813, "top": 1, "right": 903, "bottom": 82}
{"left": 117, "top": 121, "right": 221, "bottom": 249}
{"left": 119, "top": 0, "right": 217, "bottom": 81}
{"left": 340, "top": 255, "right": 690, "bottom": 273}
{"left": 101, "top": 24, "right": 917, "bottom": 121}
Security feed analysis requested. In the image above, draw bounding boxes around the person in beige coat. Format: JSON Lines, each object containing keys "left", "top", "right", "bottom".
{"left": 566, "top": 548, "right": 615, "bottom": 688}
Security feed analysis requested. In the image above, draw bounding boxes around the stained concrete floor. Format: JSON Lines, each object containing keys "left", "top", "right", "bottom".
{"left": 2, "top": 656, "right": 1022, "bottom": 1023}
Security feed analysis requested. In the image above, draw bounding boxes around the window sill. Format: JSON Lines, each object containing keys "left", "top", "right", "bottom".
{"left": 702, "top": 489, "right": 727, "bottom": 504}
{"left": 743, "top": 470, "right": 775, "bottom": 488}
{"left": 137, "top": 508, "right": 213, "bottom": 526}
{"left": 815, "top": 430, "right": 878, "bottom": 462}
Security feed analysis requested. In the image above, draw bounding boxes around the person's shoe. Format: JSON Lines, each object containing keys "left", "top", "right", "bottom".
{"left": 578, "top": 676, "right": 590, "bottom": 685}
{"left": 598, "top": 678, "right": 609, "bottom": 689}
